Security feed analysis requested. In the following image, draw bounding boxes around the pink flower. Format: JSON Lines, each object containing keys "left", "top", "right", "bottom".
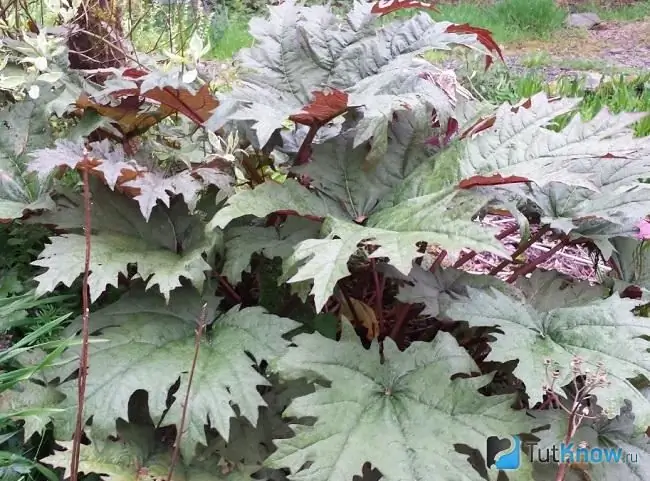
{"left": 636, "top": 219, "right": 650, "bottom": 240}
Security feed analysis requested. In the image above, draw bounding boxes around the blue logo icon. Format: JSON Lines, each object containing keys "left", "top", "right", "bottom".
{"left": 486, "top": 435, "right": 521, "bottom": 470}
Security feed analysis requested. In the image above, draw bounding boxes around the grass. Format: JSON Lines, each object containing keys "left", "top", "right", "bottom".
{"left": 429, "top": 0, "right": 566, "bottom": 43}
{"left": 207, "top": 16, "right": 253, "bottom": 60}
{"left": 586, "top": 0, "right": 650, "bottom": 20}
{"left": 463, "top": 63, "right": 650, "bottom": 136}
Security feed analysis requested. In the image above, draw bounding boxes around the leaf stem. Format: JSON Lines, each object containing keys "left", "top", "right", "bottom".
{"left": 69, "top": 160, "right": 93, "bottom": 481}
{"left": 216, "top": 274, "right": 241, "bottom": 304}
{"left": 295, "top": 124, "right": 321, "bottom": 166}
{"left": 506, "top": 236, "right": 569, "bottom": 283}
{"left": 453, "top": 224, "right": 519, "bottom": 268}
{"left": 370, "top": 259, "right": 386, "bottom": 363}
{"left": 511, "top": 225, "right": 551, "bottom": 260}
{"left": 167, "top": 303, "right": 208, "bottom": 481}
{"left": 389, "top": 303, "right": 410, "bottom": 345}
{"left": 431, "top": 250, "right": 447, "bottom": 271}
{"left": 489, "top": 225, "right": 551, "bottom": 276}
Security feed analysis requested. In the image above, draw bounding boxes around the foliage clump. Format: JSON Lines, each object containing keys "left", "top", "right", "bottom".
{"left": 1, "top": 2, "right": 650, "bottom": 481}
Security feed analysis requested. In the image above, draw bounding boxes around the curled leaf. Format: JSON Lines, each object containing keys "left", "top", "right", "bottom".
{"left": 458, "top": 174, "right": 531, "bottom": 189}
{"left": 445, "top": 23, "right": 504, "bottom": 69}
{"left": 338, "top": 297, "right": 379, "bottom": 340}
{"left": 371, "top": 0, "right": 439, "bottom": 15}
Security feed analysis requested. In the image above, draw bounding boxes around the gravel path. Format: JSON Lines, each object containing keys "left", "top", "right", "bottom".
{"left": 503, "top": 19, "right": 650, "bottom": 81}
{"left": 430, "top": 215, "right": 603, "bottom": 283}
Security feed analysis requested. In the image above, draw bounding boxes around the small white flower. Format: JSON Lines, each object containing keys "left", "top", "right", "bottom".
{"left": 28, "top": 84, "right": 40, "bottom": 99}
{"left": 182, "top": 69, "right": 198, "bottom": 84}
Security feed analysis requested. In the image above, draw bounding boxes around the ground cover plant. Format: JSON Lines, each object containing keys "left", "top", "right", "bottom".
{"left": 1, "top": 1, "right": 650, "bottom": 481}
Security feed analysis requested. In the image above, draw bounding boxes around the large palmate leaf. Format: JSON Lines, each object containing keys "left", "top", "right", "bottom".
{"left": 390, "top": 94, "right": 650, "bottom": 205}
{"left": 42, "top": 421, "right": 257, "bottom": 481}
{"left": 212, "top": 131, "right": 511, "bottom": 307}
{"left": 484, "top": 112, "right": 650, "bottom": 257}
{"left": 52, "top": 286, "right": 299, "bottom": 460}
{"left": 293, "top": 110, "right": 434, "bottom": 220}
{"left": 445, "top": 270, "right": 650, "bottom": 429}
{"left": 29, "top": 139, "right": 234, "bottom": 220}
{"left": 0, "top": 99, "right": 56, "bottom": 221}
{"left": 281, "top": 190, "right": 507, "bottom": 310}
{"left": 210, "top": 108, "right": 435, "bottom": 226}
{"left": 209, "top": 179, "right": 346, "bottom": 230}
{"left": 207, "top": 0, "right": 494, "bottom": 150}
{"left": 78, "top": 66, "right": 219, "bottom": 137}
{"left": 530, "top": 399, "right": 650, "bottom": 481}
{"left": 266, "top": 321, "right": 537, "bottom": 481}
{"left": 509, "top": 182, "right": 644, "bottom": 259}
{"left": 206, "top": 375, "right": 315, "bottom": 468}
{"left": 32, "top": 181, "right": 218, "bottom": 302}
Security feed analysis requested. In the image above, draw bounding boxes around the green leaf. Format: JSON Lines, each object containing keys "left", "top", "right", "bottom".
{"left": 29, "top": 139, "right": 233, "bottom": 221}
{"left": 606, "top": 237, "right": 650, "bottom": 299}
{"left": 266, "top": 321, "right": 537, "bottom": 481}
{"left": 32, "top": 182, "right": 218, "bottom": 302}
{"left": 458, "top": 95, "right": 649, "bottom": 189}
{"left": 514, "top": 269, "right": 608, "bottom": 311}
{"left": 294, "top": 113, "right": 433, "bottom": 220}
{"left": 395, "top": 93, "right": 650, "bottom": 204}
{"left": 0, "top": 99, "right": 55, "bottom": 221}
{"left": 0, "top": 381, "right": 64, "bottom": 440}
{"left": 53, "top": 287, "right": 299, "bottom": 460}
{"left": 208, "top": 179, "right": 343, "bottom": 231}
{"left": 446, "top": 271, "right": 650, "bottom": 430}
{"left": 283, "top": 190, "right": 507, "bottom": 311}
{"left": 365, "top": 189, "right": 507, "bottom": 264}
{"left": 497, "top": 142, "right": 650, "bottom": 250}
{"left": 394, "top": 264, "right": 519, "bottom": 317}
{"left": 222, "top": 217, "right": 321, "bottom": 283}
{"left": 42, "top": 421, "right": 256, "bottom": 481}
{"left": 205, "top": 375, "right": 315, "bottom": 467}
{"left": 283, "top": 233, "right": 363, "bottom": 312}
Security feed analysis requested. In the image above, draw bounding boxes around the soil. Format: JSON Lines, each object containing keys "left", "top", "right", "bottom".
{"left": 503, "top": 19, "right": 650, "bottom": 80}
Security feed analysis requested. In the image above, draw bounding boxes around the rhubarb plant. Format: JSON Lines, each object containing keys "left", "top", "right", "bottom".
{"left": 1, "top": 2, "right": 650, "bottom": 481}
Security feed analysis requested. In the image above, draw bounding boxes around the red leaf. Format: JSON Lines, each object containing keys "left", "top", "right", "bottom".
{"left": 426, "top": 117, "right": 459, "bottom": 147}
{"left": 143, "top": 84, "right": 218, "bottom": 125}
{"left": 370, "top": 0, "right": 439, "bottom": 15}
{"left": 459, "top": 115, "right": 496, "bottom": 140}
{"left": 458, "top": 174, "right": 530, "bottom": 189}
{"left": 621, "top": 285, "right": 642, "bottom": 300}
{"left": 122, "top": 68, "right": 148, "bottom": 79}
{"left": 80, "top": 83, "right": 219, "bottom": 139}
{"left": 112, "top": 84, "right": 218, "bottom": 126}
{"left": 77, "top": 94, "right": 173, "bottom": 137}
{"left": 445, "top": 23, "right": 504, "bottom": 69}
{"left": 290, "top": 89, "right": 349, "bottom": 127}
